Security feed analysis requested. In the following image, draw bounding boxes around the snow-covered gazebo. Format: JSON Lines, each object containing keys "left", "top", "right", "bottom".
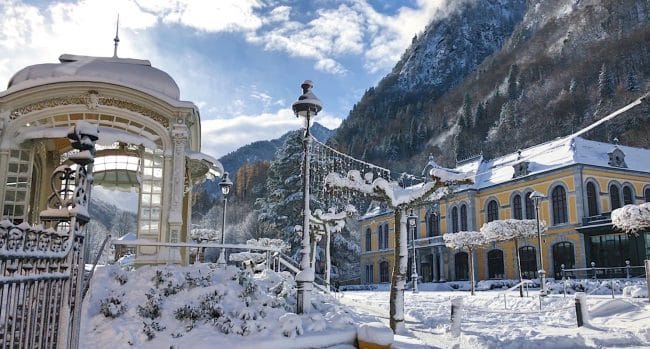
{"left": 0, "top": 53, "right": 223, "bottom": 265}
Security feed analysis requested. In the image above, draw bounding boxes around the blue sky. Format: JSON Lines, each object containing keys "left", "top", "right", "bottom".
{"left": 0, "top": 0, "right": 448, "bottom": 159}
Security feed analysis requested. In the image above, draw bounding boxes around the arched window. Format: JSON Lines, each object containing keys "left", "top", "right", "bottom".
{"left": 519, "top": 246, "right": 538, "bottom": 279}
{"left": 379, "top": 261, "right": 390, "bottom": 283}
{"left": 382, "top": 223, "right": 389, "bottom": 249}
{"left": 586, "top": 182, "right": 599, "bottom": 216}
{"left": 460, "top": 204, "right": 468, "bottom": 231}
{"left": 377, "top": 225, "right": 383, "bottom": 250}
{"left": 487, "top": 249, "right": 504, "bottom": 279}
{"left": 551, "top": 186, "right": 568, "bottom": 225}
{"left": 623, "top": 186, "right": 634, "bottom": 205}
{"left": 610, "top": 184, "right": 621, "bottom": 210}
{"left": 512, "top": 194, "right": 522, "bottom": 220}
{"left": 428, "top": 212, "right": 439, "bottom": 237}
{"left": 487, "top": 200, "right": 499, "bottom": 222}
{"left": 451, "top": 207, "right": 459, "bottom": 233}
{"left": 365, "top": 264, "right": 374, "bottom": 284}
{"left": 454, "top": 252, "right": 469, "bottom": 280}
{"left": 525, "top": 192, "right": 535, "bottom": 219}
{"left": 552, "top": 242, "right": 575, "bottom": 279}
{"left": 646, "top": 187, "right": 650, "bottom": 202}
{"left": 365, "top": 228, "right": 372, "bottom": 252}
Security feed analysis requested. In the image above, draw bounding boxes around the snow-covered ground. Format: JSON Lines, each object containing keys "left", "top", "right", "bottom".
{"left": 340, "top": 287, "right": 650, "bottom": 348}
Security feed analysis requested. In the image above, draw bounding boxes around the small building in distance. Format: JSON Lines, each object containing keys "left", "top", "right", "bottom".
{"left": 359, "top": 136, "right": 650, "bottom": 284}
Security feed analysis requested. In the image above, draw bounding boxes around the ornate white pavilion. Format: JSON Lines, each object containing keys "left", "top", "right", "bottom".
{"left": 0, "top": 53, "right": 223, "bottom": 265}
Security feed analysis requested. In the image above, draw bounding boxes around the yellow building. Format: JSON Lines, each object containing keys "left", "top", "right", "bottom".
{"left": 360, "top": 137, "right": 650, "bottom": 284}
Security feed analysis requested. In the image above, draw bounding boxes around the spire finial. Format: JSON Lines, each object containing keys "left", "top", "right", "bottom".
{"left": 113, "top": 14, "right": 120, "bottom": 58}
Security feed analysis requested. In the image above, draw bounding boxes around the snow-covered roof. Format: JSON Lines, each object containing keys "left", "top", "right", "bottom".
{"left": 469, "top": 137, "right": 650, "bottom": 190}
{"left": 117, "top": 232, "right": 137, "bottom": 241}
{"left": 5, "top": 54, "right": 181, "bottom": 100}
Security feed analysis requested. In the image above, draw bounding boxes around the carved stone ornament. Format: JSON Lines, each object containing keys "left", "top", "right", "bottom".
{"left": 9, "top": 94, "right": 170, "bottom": 127}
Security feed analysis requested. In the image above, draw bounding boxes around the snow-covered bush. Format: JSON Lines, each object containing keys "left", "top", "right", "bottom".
{"left": 612, "top": 203, "right": 650, "bottom": 235}
{"left": 142, "top": 320, "right": 165, "bottom": 340}
{"left": 238, "top": 271, "right": 259, "bottom": 305}
{"left": 279, "top": 313, "right": 303, "bottom": 338}
{"left": 184, "top": 271, "right": 211, "bottom": 288}
{"left": 137, "top": 289, "right": 163, "bottom": 319}
{"left": 152, "top": 269, "right": 185, "bottom": 296}
{"left": 622, "top": 284, "right": 647, "bottom": 298}
{"left": 99, "top": 293, "right": 126, "bottom": 318}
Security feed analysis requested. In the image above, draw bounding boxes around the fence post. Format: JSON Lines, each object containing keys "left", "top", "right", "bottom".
{"left": 450, "top": 297, "right": 464, "bottom": 336}
{"left": 645, "top": 260, "right": 650, "bottom": 302}
{"left": 610, "top": 279, "right": 615, "bottom": 299}
{"left": 575, "top": 292, "right": 588, "bottom": 327}
{"left": 625, "top": 260, "right": 630, "bottom": 279}
{"left": 591, "top": 262, "right": 596, "bottom": 280}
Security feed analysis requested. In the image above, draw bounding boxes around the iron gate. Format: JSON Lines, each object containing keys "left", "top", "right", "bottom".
{"left": 0, "top": 122, "right": 97, "bottom": 349}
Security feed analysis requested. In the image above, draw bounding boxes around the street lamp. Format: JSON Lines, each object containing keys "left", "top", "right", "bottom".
{"left": 216, "top": 172, "right": 233, "bottom": 268}
{"left": 292, "top": 80, "right": 322, "bottom": 314}
{"left": 408, "top": 210, "right": 419, "bottom": 293}
{"left": 529, "top": 190, "right": 547, "bottom": 296}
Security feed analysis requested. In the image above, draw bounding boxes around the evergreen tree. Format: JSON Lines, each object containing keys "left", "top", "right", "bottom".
{"left": 598, "top": 63, "right": 614, "bottom": 99}
{"left": 507, "top": 64, "right": 519, "bottom": 100}
{"left": 460, "top": 93, "right": 472, "bottom": 129}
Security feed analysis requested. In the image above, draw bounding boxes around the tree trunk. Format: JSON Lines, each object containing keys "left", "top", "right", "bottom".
{"left": 515, "top": 239, "right": 524, "bottom": 297}
{"left": 325, "top": 225, "right": 331, "bottom": 289}
{"left": 469, "top": 247, "right": 475, "bottom": 296}
{"left": 389, "top": 208, "right": 407, "bottom": 333}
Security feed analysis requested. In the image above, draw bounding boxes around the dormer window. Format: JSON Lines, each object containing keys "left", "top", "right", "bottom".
{"left": 512, "top": 161, "right": 529, "bottom": 178}
{"left": 608, "top": 147, "right": 627, "bottom": 168}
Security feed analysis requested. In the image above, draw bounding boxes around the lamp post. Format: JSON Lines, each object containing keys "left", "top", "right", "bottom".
{"left": 529, "top": 190, "right": 547, "bottom": 296}
{"left": 292, "top": 80, "right": 322, "bottom": 314}
{"left": 216, "top": 172, "right": 233, "bottom": 268}
{"left": 408, "top": 210, "right": 419, "bottom": 293}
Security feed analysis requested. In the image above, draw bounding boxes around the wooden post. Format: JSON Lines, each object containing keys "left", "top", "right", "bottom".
{"left": 450, "top": 297, "right": 463, "bottom": 336}
{"left": 645, "top": 260, "right": 650, "bottom": 301}
{"left": 575, "top": 292, "right": 588, "bottom": 327}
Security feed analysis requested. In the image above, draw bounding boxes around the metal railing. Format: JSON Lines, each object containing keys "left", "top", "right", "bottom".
{"left": 561, "top": 262, "right": 646, "bottom": 280}
{"left": 408, "top": 236, "right": 444, "bottom": 248}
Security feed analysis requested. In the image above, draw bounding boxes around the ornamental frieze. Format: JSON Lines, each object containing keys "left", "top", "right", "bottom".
{"left": 9, "top": 93, "right": 170, "bottom": 127}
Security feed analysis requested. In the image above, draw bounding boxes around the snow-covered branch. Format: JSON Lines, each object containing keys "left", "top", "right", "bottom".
{"left": 612, "top": 203, "right": 650, "bottom": 235}
{"left": 190, "top": 228, "right": 219, "bottom": 242}
{"left": 324, "top": 168, "right": 472, "bottom": 208}
{"left": 245, "top": 238, "right": 288, "bottom": 252}
{"left": 443, "top": 230, "right": 487, "bottom": 250}
{"left": 480, "top": 219, "right": 546, "bottom": 242}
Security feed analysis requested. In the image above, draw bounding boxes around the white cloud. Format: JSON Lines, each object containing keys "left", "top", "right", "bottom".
{"left": 137, "top": 0, "right": 263, "bottom": 32}
{"left": 200, "top": 108, "right": 342, "bottom": 158}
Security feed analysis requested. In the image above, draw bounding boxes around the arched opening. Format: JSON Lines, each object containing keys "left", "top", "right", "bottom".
{"left": 610, "top": 184, "right": 621, "bottom": 210}
{"left": 487, "top": 200, "right": 499, "bottom": 222}
{"left": 552, "top": 242, "right": 575, "bottom": 279}
{"left": 512, "top": 194, "right": 522, "bottom": 220}
{"left": 487, "top": 249, "right": 504, "bottom": 279}
{"left": 428, "top": 212, "right": 439, "bottom": 237}
{"left": 623, "top": 185, "right": 634, "bottom": 205}
{"left": 365, "top": 228, "right": 372, "bottom": 252}
{"left": 519, "top": 246, "right": 537, "bottom": 279}
{"left": 551, "top": 186, "right": 568, "bottom": 225}
{"left": 451, "top": 206, "right": 459, "bottom": 233}
{"left": 460, "top": 204, "right": 468, "bottom": 231}
{"left": 645, "top": 187, "right": 650, "bottom": 202}
{"left": 454, "top": 252, "right": 469, "bottom": 280}
{"left": 586, "top": 182, "right": 599, "bottom": 216}
{"left": 525, "top": 192, "right": 535, "bottom": 219}
{"left": 379, "top": 261, "right": 390, "bottom": 283}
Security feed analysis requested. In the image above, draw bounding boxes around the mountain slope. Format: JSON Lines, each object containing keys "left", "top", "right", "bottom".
{"left": 331, "top": 0, "right": 650, "bottom": 171}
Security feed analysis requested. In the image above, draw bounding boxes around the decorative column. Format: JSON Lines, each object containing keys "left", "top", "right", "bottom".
{"left": 168, "top": 119, "right": 188, "bottom": 263}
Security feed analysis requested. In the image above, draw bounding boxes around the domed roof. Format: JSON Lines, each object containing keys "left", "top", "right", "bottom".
{"left": 7, "top": 54, "right": 180, "bottom": 100}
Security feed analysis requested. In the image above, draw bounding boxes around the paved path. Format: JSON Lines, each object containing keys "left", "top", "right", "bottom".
{"left": 339, "top": 292, "right": 440, "bottom": 349}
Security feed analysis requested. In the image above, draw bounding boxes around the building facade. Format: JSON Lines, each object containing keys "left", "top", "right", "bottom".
{"left": 360, "top": 137, "right": 650, "bottom": 283}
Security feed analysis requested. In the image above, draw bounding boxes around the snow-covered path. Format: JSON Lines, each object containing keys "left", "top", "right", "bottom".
{"left": 340, "top": 289, "right": 650, "bottom": 348}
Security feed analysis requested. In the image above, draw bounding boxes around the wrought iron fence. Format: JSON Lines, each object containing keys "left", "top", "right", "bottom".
{"left": 0, "top": 122, "right": 97, "bottom": 349}
{"left": 561, "top": 261, "right": 646, "bottom": 280}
